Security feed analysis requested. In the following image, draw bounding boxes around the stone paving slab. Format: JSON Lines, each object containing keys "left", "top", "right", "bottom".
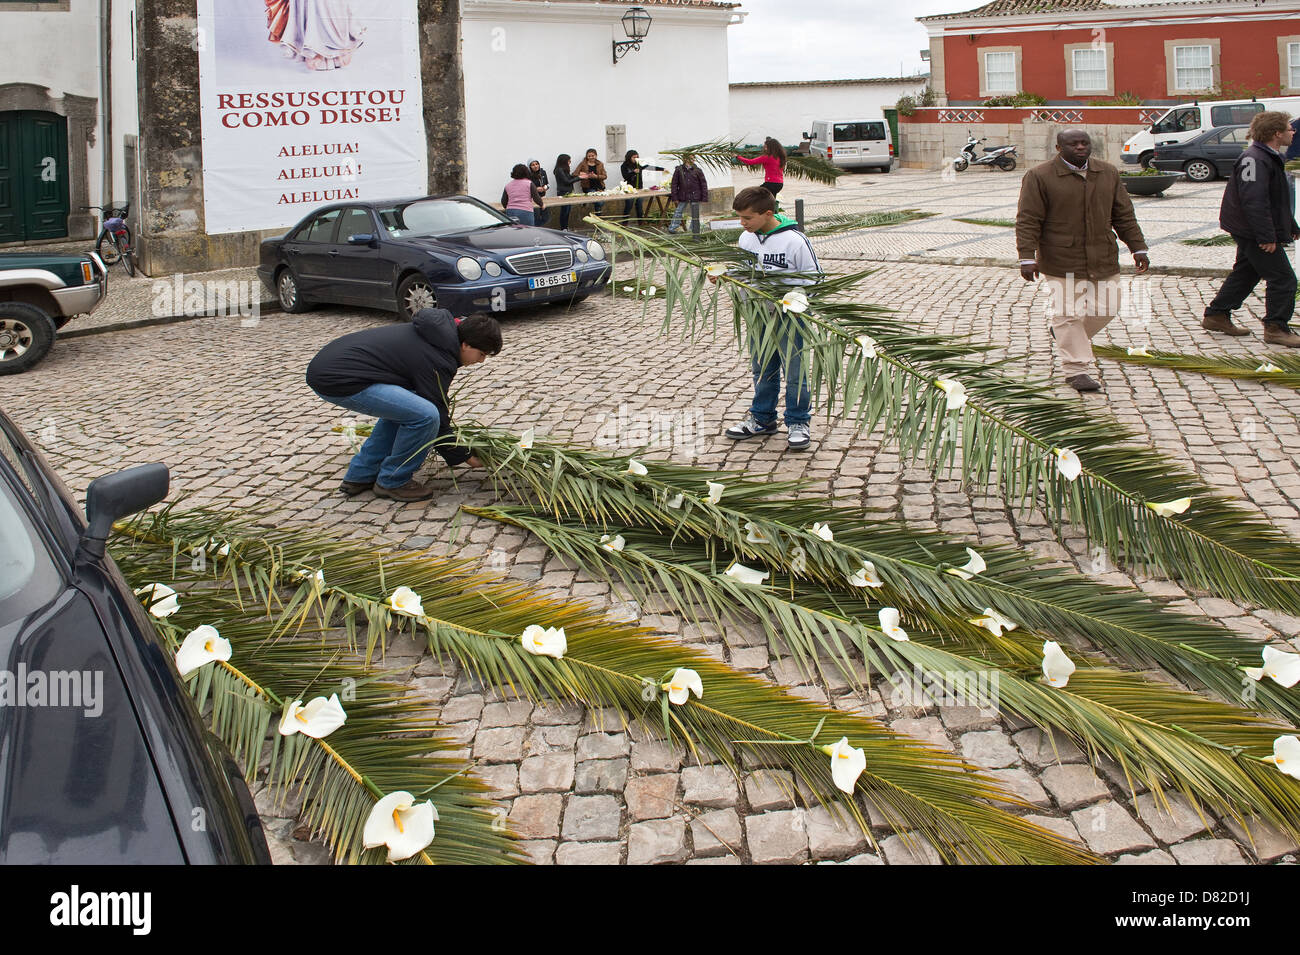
{"left": 6, "top": 174, "right": 1300, "bottom": 865}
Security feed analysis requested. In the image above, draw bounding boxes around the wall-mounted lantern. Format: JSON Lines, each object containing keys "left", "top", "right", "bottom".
{"left": 613, "top": 6, "right": 653, "bottom": 64}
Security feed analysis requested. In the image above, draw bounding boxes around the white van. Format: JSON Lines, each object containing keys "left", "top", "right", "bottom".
{"left": 806, "top": 119, "right": 894, "bottom": 172}
{"left": 1121, "top": 97, "right": 1300, "bottom": 167}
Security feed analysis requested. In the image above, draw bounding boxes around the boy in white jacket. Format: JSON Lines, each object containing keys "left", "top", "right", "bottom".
{"left": 721, "top": 186, "right": 821, "bottom": 451}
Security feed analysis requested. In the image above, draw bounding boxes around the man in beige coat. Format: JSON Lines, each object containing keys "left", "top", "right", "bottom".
{"left": 1016, "top": 128, "right": 1150, "bottom": 392}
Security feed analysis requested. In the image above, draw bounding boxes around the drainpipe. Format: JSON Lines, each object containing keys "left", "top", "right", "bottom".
{"left": 100, "top": 0, "right": 112, "bottom": 214}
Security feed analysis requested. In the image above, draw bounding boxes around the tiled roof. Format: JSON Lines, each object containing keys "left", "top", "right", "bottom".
{"left": 731, "top": 75, "right": 930, "bottom": 88}
{"left": 918, "top": 0, "right": 1234, "bottom": 21}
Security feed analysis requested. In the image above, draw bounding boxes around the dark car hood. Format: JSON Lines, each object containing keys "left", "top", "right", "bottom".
{"left": 395, "top": 225, "right": 579, "bottom": 256}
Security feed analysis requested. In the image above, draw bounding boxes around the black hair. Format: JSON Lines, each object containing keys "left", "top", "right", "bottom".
{"left": 510, "top": 163, "right": 530, "bottom": 179}
{"left": 458, "top": 314, "right": 503, "bottom": 355}
{"left": 624, "top": 148, "right": 638, "bottom": 163}
{"left": 555, "top": 153, "right": 571, "bottom": 171}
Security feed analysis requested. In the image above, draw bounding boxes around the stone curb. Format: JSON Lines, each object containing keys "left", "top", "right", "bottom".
{"left": 61, "top": 300, "right": 284, "bottom": 339}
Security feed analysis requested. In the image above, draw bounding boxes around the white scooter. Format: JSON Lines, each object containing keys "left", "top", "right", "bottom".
{"left": 952, "top": 132, "right": 1018, "bottom": 172}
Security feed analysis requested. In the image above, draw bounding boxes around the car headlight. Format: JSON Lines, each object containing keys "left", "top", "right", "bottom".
{"left": 484, "top": 260, "right": 502, "bottom": 277}
{"left": 575, "top": 249, "right": 589, "bottom": 263}
{"left": 586, "top": 240, "right": 606, "bottom": 261}
{"left": 456, "top": 257, "right": 482, "bottom": 281}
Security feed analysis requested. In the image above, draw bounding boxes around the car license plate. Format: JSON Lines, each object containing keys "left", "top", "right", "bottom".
{"left": 528, "top": 271, "right": 577, "bottom": 290}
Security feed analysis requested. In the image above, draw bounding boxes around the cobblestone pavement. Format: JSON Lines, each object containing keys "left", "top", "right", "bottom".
{"left": 6, "top": 172, "right": 1300, "bottom": 866}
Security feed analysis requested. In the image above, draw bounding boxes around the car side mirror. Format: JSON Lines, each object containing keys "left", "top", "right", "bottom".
{"left": 348, "top": 233, "right": 376, "bottom": 246}
{"left": 76, "top": 463, "right": 169, "bottom": 564}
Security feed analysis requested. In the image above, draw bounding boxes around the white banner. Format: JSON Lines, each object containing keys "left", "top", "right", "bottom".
{"left": 196, "top": 0, "right": 428, "bottom": 235}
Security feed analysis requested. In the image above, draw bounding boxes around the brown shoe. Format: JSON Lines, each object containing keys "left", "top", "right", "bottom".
{"left": 372, "top": 480, "right": 435, "bottom": 502}
{"left": 338, "top": 479, "right": 373, "bottom": 497}
{"left": 1263, "top": 325, "right": 1300, "bottom": 347}
{"left": 1066, "top": 374, "right": 1102, "bottom": 392}
{"left": 1202, "top": 312, "right": 1251, "bottom": 336}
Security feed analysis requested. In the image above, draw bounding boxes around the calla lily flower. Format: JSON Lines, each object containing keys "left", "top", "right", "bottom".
{"left": 856, "top": 334, "right": 879, "bottom": 358}
{"left": 518, "top": 428, "right": 534, "bottom": 450}
{"left": 1263, "top": 736, "right": 1300, "bottom": 779}
{"left": 1126, "top": 345, "right": 1151, "bottom": 357}
{"left": 969, "top": 607, "right": 1019, "bottom": 636}
{"left": 642, "top": 285, "right": 658, "bottom": 297}
{"left": 724, "top": 562, "right": 770, "bottom": 586}
{"left": 822, "top": 736, "right": 866, "bottom": 794}
{"left": 521, "top": 625, "right": 567, "bottom": 658}
{"left": 1146, "top": 497, "right": 1191, "bottom": 517}
{"left": 946, "top": 547, "right": 986, "bottom": 580}
{"left": 175, "top": 625, "right": 232, "bottom": 677}
{"left": 779, "top": 289, "right": 809, "bottom": 313}
{"left": 1054, "top": 448, "right": 1082, "bottom": 482}
{"left": 1256, "top": 363, "right": 1283, "bottom": 373}
{"left": 666, "top": 493, "right": 684, "bottom": 509}
{"left": 135, "top": 582, "right": 181, "bottom": 618}
{"left": 206, "top": 537, "right": 231, "bottom": 557}
{"left": 296, "top": 568, "right": 326, "bottom": 588}
{"left": 744, "top": 522, "right": 771, "bottom": 545}
{"left": 599, "top": 534, "right": 626, "bottom": 553}
{"left": 622, "top": 285, "right": 635, "bottom": 292}
{"left": 279, "top": 694, "right": 348, "bottom": 739}
{"left": 935, "top": 378, "right": 968, "bottom": 411}
{"left": 878, "top": 607, "right": 909, "bottom": 641}
{"left": 1243, "top": 646, "right": 1300, "bottom": 688}
{"left": 387, "top": 586, "right": 425, "bottom": 617}
{"left": 363, "top": 791, "right": 438, "bottom": 863}
{"left": 1042, "top": 640, "right": 1076, "bottom": 687}
{"left": 847, "top": 561, "right": 885, "bottom": 588}
{"left": 663, "top": 667, "right": 704, "bottom": 705}
{"left": 810, "top": 522, "right": 834, "bottom": 542}
{"left": 705, "top": 481, "right": 725, "bottom": 504}
{"left": 704, "top": 263, "right": 728, "bottom": 277}
{"left": 626, "top": 459, "right": 648, "bottom": 476}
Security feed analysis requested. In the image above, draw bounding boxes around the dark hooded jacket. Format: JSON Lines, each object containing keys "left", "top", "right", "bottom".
{"left": 1219, "top": 142, "right": 1300, "bottom": 245}
{"left": 305, "top": 308, "right": 470, "bottom": 464}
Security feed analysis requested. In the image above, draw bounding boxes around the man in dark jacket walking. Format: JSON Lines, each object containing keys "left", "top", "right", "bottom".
{"left": 306, "top": 310, "right": 503, "bottom": 502}
{"left": 1204, "top": 111, "right": 1300, "bottom": 346}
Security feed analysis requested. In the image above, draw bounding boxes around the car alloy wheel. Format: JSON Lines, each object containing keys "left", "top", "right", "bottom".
{"left": 1185, "top": 159, "right": 1215, "bottom": 183}
{"left": 0, "top": 318, "right": 33, "bottom": 361}
{"left": 0, "top": 303, "right": 56, "bottom": 375}
{"left": 278, "top": 271, "right": 298, "bottom": 310}
{"left": 398, "top": 276, "right": 436, "bottom": 320}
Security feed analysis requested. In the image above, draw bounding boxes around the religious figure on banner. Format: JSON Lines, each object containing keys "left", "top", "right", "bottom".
{"left": 266, "top": 0, "right": 366, "bottom": 71}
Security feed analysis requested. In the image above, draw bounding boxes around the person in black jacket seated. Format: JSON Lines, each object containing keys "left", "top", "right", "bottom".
{"left": 306, "top": 310, "right": 503, "bottom": 502}
{"left": 553, "top": 153, "right": 577, "bottom": 229}
{"left": 621, "top": 149, "right": 665, "bottom": 219}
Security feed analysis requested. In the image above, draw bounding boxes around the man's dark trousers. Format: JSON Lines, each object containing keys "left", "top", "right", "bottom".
{"left": 1207, "top": 236, "right": 1297, "bottom": 329}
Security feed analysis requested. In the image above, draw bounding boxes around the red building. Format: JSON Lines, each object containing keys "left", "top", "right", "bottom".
{"left": 920, "top": 0, "right": 1300, "bottom": 105}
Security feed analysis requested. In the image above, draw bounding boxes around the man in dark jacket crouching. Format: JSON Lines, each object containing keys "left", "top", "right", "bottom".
{"left": 306, "top": 309, "right": 502, "bottom": 502}
{"left": 1204, "top": 111, "right": 1300, "bottom": 346}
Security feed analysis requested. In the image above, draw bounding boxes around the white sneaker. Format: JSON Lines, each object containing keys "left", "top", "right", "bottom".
{"left": 786, "top": 422, "right": 811, "bottom": 451}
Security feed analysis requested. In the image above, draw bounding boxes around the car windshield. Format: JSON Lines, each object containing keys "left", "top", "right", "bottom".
{"left": 373, "top": 198, "right": 509, "bottom": 237}
{"left": 0, "top": 469, "right": 62, "bottom": 627}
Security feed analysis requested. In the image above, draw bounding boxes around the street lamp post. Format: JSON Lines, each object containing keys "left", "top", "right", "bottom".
{"left": 612, "top": 6, "right": 653, "bottom": 64}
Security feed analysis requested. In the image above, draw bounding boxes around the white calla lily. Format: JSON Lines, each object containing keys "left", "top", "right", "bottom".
{"left": 1054, "top": 448, "right": 1082, "bottom": 482}
{"left": 663, "top": 667, "right": 704, "bottom": 705}
{"left": 135, "top": 582, "right": 180, "bottom": 618}
{"left": 518, "top": 428, "right": 534, "bottom": 450}
{"left": 969, "top": 607, "right": 1019, "bottom": 636}
{"left": 363, "top": 791, "right": 438, "bottom": 862}
{"left": 1256, "top": 363, "right": 1283, "bottom": 373}
{"left": 279, "top": 694, "right": 348, "bottom": 739}
{"left": 946, "top": 547, "right": 986, "bottom": 580}
{"left": 1243, "top": 646, "right": 1300, "bottom": 688}
{"left": 622, "top": 285, "right": 635, "bottom": 292}
{"left": 626, "top": 459, "right": 648, "bottom": 476}
{"left": 934, "top": 378, "right": 968, "bottom": 411}
{"left": 175, "top": 625, "right": 232, "bottom": 677}
{"left": 1041, "top": 640, "right": 1077, "bottom": 687}
{"left": 856, "top": 334, "right": 879, "bottom": 359}
{"left": 1146, "top": 497, "right": 1192, "bottom": 517}
{"left": 724, "top": 562, "right": 770, "bottom": 586}
{"left": 521, "top": 625, "right": 567, "bottom": 658}
{"left": 779, "top": 289, "right": 809, "bottom": 313}
{"left": 599, "top": 534, "right": 626, "bottom": 553}
{"left": 810, "top": 522, "right": 834, "bottom": 542}
{"left": 1126, "top": 345, "right": 1151, "bottom": 357}
{"left": 705, "top": 481, "right": 725, "bottom": 505}
{"left": 878, "top": 607, "right": 909, "bottom": 641}
{"left": 1263, "top": 735, "right": 1300, "bottom": 779}
{"left": 387, "top": 586, "right": 424, "bottom": 617}
{"left": 822, "top": 737, "right": 867, "bottom": 794}
{"left": 704, "top": 263, "right": 728, "bottom": 277}
{"left": 847, "top": 561, "right": 885, "bottom": 588}
{"left": 666, "top": 493, "right": 684, "bottom": 509}
{"left": 744, "top": 522, "right": 771, "bottom": 545}
{"left": 643, "top": 285, "right": 658, "bottom": 297}
{"left": 296, "top": 568, "right": 326, "bottom": 588}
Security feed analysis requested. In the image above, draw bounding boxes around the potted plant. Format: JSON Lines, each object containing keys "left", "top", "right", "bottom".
{"left": 1121, "top": 166, "right": 1180, "bottom": 197}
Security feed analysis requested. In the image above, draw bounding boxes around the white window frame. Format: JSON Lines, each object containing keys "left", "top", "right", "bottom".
{"left": 1165, "top": 39, "right": 1219, "bottom": 95}
{"left": 979, "top": 47, "right": 1021, "bottom": 98}
{"left": 1278, "top": 36, "right": 1300, "bottom": 95}
{"left": 1064, "top": 42, "right": 1114, "bottom": 98}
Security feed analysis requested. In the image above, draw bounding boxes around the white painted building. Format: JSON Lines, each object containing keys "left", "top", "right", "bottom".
{"left": 729, "top": 76, "right": 930, "bottom": 147}
{"left": 461, "top": 0, "right": 744, "bottom": 200}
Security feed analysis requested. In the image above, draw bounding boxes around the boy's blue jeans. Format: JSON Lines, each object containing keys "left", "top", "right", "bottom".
{"left": 750, "top": 323, "right": 812, "bottom": 426}
{"left": 314, "top": 384, "right": 441, "bottom": 488}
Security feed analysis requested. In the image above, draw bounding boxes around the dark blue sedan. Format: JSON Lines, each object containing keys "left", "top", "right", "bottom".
{"left": 257, "top": 195, "right": 612, "bottom": 320}
{"left": 1152, "top": 124, "right": 1249, "bottom": 182}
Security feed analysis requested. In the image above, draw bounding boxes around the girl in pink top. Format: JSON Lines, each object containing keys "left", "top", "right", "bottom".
{"left": 737, "top": 137, "right": 786, "bottom": 200}
{"left": 501, "top": 164, "right": 544, "bottom": 226}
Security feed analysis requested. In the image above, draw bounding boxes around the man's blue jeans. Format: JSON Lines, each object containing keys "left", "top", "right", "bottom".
{"left": 669, "top": 201, "right": 701, "bottom": 234}
{"left": 750, "top": 322, "right": 811, "bottom": 426}
{"left": 314, "top": 384, "right": 440, "bottom": 488}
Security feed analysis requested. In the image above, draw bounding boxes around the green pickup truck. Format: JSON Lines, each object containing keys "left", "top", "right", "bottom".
{"left": 0, "top": 251, "right": 107, "bottom": 374}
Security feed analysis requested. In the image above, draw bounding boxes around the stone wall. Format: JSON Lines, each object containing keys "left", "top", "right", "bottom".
{"left": 135, "top": 0, "right": 464, "bottom": 276}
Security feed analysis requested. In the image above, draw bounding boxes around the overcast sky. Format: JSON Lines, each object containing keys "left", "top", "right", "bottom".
{"left": 727, "top": 0, "right": 968, "bottom": 83}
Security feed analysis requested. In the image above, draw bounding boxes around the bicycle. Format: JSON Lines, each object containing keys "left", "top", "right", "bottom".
{"left": 83, "top": 202, "right": 135, "bottom": 277}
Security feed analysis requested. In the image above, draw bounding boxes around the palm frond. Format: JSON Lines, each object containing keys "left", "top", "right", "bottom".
{"left": 584, "top": 216, "right": 1300, "bottom": 616}
{"left": 658, "top": 138, "right": 845, "bottom": 185}
{"left": 1181, "top": 234, "right": 1235, "bottom": 246}
{"left": 1094, "top": 346, "right": 1300, "bottom": 390}
{"left": 953, "top": 217, "right": 1016, "bottom": 228}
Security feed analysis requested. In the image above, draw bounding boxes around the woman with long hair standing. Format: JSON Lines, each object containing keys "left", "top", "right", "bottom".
{"left": 737, "top": 137, "right": 786, "bottom": 201}
{"left": 553, "top": 154, "right": 576, "bottom": 230}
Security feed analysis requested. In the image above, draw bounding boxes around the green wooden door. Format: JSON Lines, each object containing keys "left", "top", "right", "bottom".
{"left": 0, "top": 111, "right": 70, "bottom": 243}
{"left": 884, "top": 109, "right": 900, "bottom": 159}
